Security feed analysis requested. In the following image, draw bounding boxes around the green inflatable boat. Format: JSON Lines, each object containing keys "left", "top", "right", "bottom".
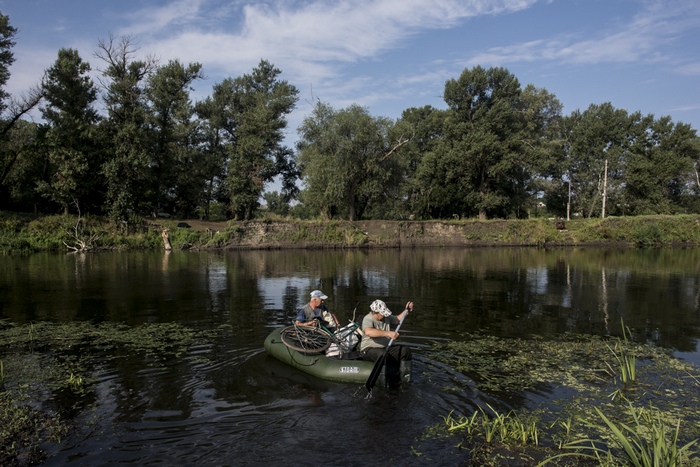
{"left": 264, "top": 326, "right": 379, "bottom": 384}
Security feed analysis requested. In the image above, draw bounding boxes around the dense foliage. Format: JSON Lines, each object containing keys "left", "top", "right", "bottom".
{"left": 0, "top": 11, "right": 698, "bottom": 222}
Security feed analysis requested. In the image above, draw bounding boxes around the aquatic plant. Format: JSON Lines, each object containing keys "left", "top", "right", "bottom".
{"left": 67, "top": 372, "right": 84, "bottom": 394}
{"left": 445, "top": 404, "right": 540, "bottom": 447}
{"left": 0, "top": 392, "right": 68, "bottom": 465}
{"left": 0, "top": 320, "right": 222, "bottom": 466}
{"left": 606, "top": 319, "right": 637, "bottom": 400}
{"left": 430, "top": 329, "right": 700, "bottom": 465}
{"left": 549, "top": 403, "right": 698, "bottom": 466}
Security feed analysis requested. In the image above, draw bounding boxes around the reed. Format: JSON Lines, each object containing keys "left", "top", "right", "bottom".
{"left": 67, "top": 373, "right": 84, "bottom": 394}
{"left": 556, "top": 403, "right": 698, "bottom": 467}
{"left": 445, "top": 404, "right": 540, "bottom": 446}
{"left": 553, "top": 416, "right": 574, "bottom": 449}
{"left": 606, "top": 318, "right": 637, "bottom": 400}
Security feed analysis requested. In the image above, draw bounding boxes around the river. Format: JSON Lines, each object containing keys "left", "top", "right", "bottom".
{"left": 1, "top": 247, "right": 699, "bottom": 465}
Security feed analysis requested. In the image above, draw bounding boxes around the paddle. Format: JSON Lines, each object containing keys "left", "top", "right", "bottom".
{"left": 365, "top": 307, "right": 409, "bottom": 393}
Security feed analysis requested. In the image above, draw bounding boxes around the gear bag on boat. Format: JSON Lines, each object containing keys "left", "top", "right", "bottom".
{"left": 325, "top": 322, "right": 362, "bottom": 358}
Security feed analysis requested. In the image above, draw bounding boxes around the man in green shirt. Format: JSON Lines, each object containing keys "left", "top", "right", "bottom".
{"left": 360, "top": 299, "right": 413, "bottom": 386}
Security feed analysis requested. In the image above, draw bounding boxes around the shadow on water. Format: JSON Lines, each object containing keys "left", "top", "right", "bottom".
{"left": 43, "top": 349, "right": 472, "bottom": 466}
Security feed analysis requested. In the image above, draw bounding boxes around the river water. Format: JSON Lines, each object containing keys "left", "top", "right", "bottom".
{"left": 1, "top": 247, "right": 699, "bottom": 465}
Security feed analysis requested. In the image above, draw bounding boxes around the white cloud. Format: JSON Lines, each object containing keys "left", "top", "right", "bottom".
{"left": 5, "top": 0, "right": 699, "bottom": 130}
{"left": 466, "top": 0, "right": 700, "bottom": 67}
{"left": 128, "top": 0, "right": 542, "bottom": 86}
{"left": 675, "top": 62, "right": 700, "bottom": 76}
{"left": 118, "top": 0, "right": 210, "bottom": 36}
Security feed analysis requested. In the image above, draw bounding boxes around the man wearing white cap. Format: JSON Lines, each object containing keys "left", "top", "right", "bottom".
{"left": 360, "top": 299, "right": 414, "bottom": 386}
{"left": 295, "top": 289, "right": 338, "bottom": 330}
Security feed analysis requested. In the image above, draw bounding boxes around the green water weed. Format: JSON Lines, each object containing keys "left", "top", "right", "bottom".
{"left": 554, "top": 403, "right": 698, "bottom": 467}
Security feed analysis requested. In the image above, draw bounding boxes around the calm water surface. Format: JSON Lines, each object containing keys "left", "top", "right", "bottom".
{"left": 1, "top": 247, "right": 699, "bottom": 465}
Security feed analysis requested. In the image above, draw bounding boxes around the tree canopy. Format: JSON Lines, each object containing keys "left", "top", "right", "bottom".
{"left": 0, "top": 10, "right": 698, "bottom": 221}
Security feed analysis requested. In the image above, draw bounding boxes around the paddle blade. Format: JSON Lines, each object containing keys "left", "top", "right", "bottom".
{"left": 365, "top": 354, "right": 386, "bottom": 392}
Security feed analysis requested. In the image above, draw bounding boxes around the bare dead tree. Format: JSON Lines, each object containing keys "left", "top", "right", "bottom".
{"left": 0, "top": 85, "right": 43, "bottom": 137}
{"left": 93, "top": 33, "right": 157, "bottom": 92}
{"left": 63, "top": 199, "right": 101, "bottom": 252}
{"left": 379, "top": 132, "right": 413, "bottom": 162}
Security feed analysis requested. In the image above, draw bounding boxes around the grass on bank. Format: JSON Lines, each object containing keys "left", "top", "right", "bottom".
{"left": 2, "top": 211, "right": 700, "bottom": 253}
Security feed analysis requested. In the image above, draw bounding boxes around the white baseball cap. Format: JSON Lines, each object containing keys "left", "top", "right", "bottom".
{"left": 310, "top": 290, "right": 328, "bottom": 300}
{"left": 370, "top": 299, "right": 392, "bottom": 317}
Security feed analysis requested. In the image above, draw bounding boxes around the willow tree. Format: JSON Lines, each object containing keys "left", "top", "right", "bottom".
{"left": 297, "top": 102, "right": 400, "bottom": 220}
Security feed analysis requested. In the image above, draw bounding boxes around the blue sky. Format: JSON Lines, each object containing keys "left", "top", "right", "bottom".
{"left": 2, "top": 0, "right": 700, "bottom": 142}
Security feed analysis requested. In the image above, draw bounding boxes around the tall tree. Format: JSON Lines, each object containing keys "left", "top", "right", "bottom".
{"left": 520, "top": 84, "right": 565, "bottom": 217}
{"left": 624, "top": 116, "right": 699, "bottom": 215}
{"left": 0, "top": 11, "right": 16, "bottom": 114}
{"left": 441, "top": 66, "right": 529, "bottom": 219}
{"left": 194, "top": 94, "right": 231, "bottom": 220}
{"left": 396, "top": 105, "right": 447, "bottom": 219}
{"left": 38, "top": 48, "right": 101, "bottom": 214}
{"left": 95, "top": 34, "right": 156, "bottom": 220}
{"left": 144, "top": 59, "right": 203, "bottom": 217}
{"left": 560, "top": 103, "right": 632, "bottom": 218}
{"left": 0, "top": 12, "right": 44, "bottom": 210}
{"left": 225, "top": 60, "right": 298, "bottom": 220}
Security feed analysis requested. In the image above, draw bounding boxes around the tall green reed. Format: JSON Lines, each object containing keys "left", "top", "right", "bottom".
{"left": 553, "top": 403, "right": 698, "bottom": 467}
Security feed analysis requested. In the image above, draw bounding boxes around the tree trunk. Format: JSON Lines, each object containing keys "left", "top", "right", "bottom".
{"left": 161, "top": 229, "right": 172, "bottom": 250}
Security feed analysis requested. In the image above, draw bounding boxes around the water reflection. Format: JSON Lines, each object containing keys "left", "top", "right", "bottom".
{"left": 2, "top": 247, "right": 699, "bottom": 349}
{"left": 3, "top": 248, "right": 700, "bottom": 344}
{"left": 1, "top": 247, "right": 699, "bottom": 465}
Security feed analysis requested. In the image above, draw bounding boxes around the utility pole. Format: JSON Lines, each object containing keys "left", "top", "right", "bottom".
{"left": 566, "top": 180, "right": 571, "bottom": 221}
{"left": 601, "top": 159, "right": 608, "bottom": 219}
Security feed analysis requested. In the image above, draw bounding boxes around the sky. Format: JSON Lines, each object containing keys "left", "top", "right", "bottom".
{"left": 2, "top": 0, "right": 700, "bottom": 145}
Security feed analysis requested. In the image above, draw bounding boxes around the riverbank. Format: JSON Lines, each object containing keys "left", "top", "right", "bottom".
{"left": 2, "top": 211, "right": 700, "bottom": 253}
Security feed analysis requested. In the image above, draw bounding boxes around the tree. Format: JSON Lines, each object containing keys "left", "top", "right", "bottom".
{"left": 397, "top": 105, "right": 447, "bottom": 219}
{"left": 0, "top": 120, "right": 44, "bottom": 211}
{"left": 194, "top": 94, "right": 231, "bottom": 220}
{"left": 520, "top": 84, "right": 565, "bottom": 218}
{"left": 263, "top": 190, "right": 290, "bottom": 216}
{"left": 144, "top": 59, "right": 203, "bottom": 217}
{"left": 297, "top": 101, "right": 398, "bottom": 220}
{"left": 0, "top": 12, "right": 16, "bottom": 114}
{"left": 560, "top": 103, "right": 632, "bottom": 218}
{"left": 95, "top": 34, "right": 156, "bottom": 220}
{"left": 440, "top": 66, "right": 529, "bottom": 219}
{"left": 38, "top": 48, "right": 101, "bottom": 214}
{"left": 0, "top": 13, "right": 44, "bottom": 211}
{"left": 224, "top": 60, "right": 298, "bottom": 220}
{"left": 624, "top": 116, "right": 699, "bottom": 215}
